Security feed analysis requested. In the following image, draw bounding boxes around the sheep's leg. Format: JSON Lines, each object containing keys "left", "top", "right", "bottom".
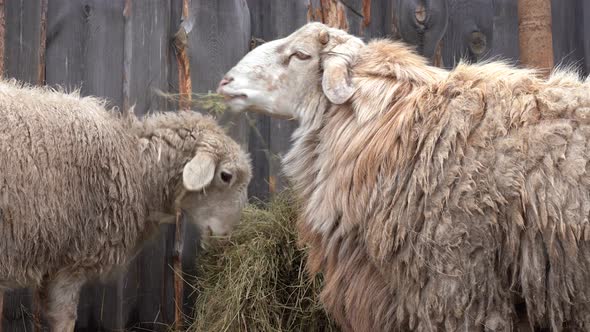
{"left": 40, "top": 275, "right": 85, "bottom": 332}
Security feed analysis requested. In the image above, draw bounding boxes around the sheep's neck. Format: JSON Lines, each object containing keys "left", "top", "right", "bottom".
{"left": 140, "top": 138, "right": 186, "bottom": 214}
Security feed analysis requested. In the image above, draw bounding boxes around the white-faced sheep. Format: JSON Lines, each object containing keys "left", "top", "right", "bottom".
{"left": 0, "top": 78, "right": 252, "bottom": 331}
{"left": 218, "top": 22, "right": 590, "bottom": 331}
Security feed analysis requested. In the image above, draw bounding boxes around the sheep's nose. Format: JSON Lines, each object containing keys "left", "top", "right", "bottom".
{"left": 217, "top": 76, "right": 234, "bottom": 92}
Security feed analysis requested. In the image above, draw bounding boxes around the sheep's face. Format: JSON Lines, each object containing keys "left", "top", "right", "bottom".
{"left": 218, "top": 22, "right": 364, "bottom": 121}
{"left": 179, "top": 142, "right": 252, "bottom": 237}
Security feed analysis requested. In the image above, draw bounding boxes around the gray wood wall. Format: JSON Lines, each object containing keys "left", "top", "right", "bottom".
{"left": 0, "top": 0, "right": 587, "bottom": 331}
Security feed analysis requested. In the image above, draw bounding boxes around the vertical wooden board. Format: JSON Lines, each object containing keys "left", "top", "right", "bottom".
{"left": 0, "top": 0, "right": 5, "bottom": 76}
{"left": 127, "top": 0, "right": 171, "bottom": 116}
{"left": 1, "top": 289, "right": 34, "bottom": 332}
{"left": 46, "top": 0, "right": 124, "bottom": 105}
{"left": 342, "top": 0, "right": 395, "bottom": 39}
{"left": 4, "top": 0, "right": 41, "bottom": 83}
{"left": 441, "top": 0, "right": 493, "bottom": 68}
{"left": 160, "top": 224, "right": 177, "bottom": 325}
{"left": 488, "top": 0, "right": 519, "bottom": 64}
{"left": 188, "top": 0, "right": 251, "bottom": 150}
{"left": 179, "top": 223, "right": 200, "bottom": 324}
{"left": 82, "top": 0, "right": 125, "bottom": 108}
{"left": 127, "top": 2, "right": 174, "bottom": 328}
{"left": 392, "top": 0, "right": 449, "bottom": 63}
{"left": 551, "top": 0, "right": 586, "bottom": 74}
{"left": 584, "top": 0, "right": 590, "bottom": 75}
{"left": 45, "top": 0, "right": 86, "bottom": 90}
{"left": 246, "top": 0, "right": 309, "bottom": 197}
{"left": 166, "top": 0, "right": 183, "bottom": 112}
{"left": 132, "top": 229, "right": 169, "bottom": 330}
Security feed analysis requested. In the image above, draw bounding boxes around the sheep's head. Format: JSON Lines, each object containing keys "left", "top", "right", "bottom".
{"left": 138, "top": 111, "right": 252, "bottom": 238}
{"left": 178, "top": 135, "right": 252, "bottom": 237}
{"left": 217, "top": 22, "right": 365, "bottom": 121}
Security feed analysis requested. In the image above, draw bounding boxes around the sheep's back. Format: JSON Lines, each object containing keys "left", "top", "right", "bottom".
{"left": 297, "top": 66, "right": 590, "bottom": 330}
{"left": 0, "top": 83, "right": 146, "bottom": 288}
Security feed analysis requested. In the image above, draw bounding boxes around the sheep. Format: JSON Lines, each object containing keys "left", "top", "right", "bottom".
{"left": 0, "top": 78, "right": 252, "bottom": 332}
{"left": 217, "top": 22, "right": 590, "bottom": 331}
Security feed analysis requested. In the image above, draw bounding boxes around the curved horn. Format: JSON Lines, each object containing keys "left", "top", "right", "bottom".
{"left": 321, "top": 35, "right": 364, "bottom": 105}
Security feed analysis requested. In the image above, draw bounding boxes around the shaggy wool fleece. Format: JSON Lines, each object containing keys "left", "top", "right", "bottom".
{"left": 0, "top": 79, "right": 251, "bottom": 290}
{"left": 282, "top": 40, "right": 590, "bottom": 331}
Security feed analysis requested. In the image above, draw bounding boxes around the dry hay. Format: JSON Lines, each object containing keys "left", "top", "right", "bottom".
{"left": 189, "top": 191, "right": 340, "bottom": 332}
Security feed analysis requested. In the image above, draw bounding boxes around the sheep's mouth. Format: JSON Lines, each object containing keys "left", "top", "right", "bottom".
{"left": 217, "top": 88, "right": 247, "bottom": 101}
{"left": 222, "top": 93, "right": 247, "bottom": 101}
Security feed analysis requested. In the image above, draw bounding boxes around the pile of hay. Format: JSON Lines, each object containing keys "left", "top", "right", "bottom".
{"left": 189, "top": 192, "right": 340, "bottom": 332}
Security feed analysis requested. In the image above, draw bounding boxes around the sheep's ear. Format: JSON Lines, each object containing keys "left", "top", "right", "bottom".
{"left": 321, "top": 38, "right": 363, "bottom": 105}
{"left": 183, "top": 152, "right": 216, "bottom": 191}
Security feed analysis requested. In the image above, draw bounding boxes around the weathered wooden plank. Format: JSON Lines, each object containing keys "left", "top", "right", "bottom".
{"left": 441, "top": 0, "right": 493, "bottom": 68}
{"left": 0, "top": 0, "right": 5, "bottom": 77}
{"left": 519, "top": 0, "right": 553, "bottom": 75}
{"left": 488, "top": 0, "right": 519, "bottom": 64}
{"left": 45, "top": 0, "right": 86, "bottom": 90}
{"left": 551, "top": 0, "right": 586, "bottom": 75}
{"left": 393, "top": 0, "right": 449, "bottom": 64}
{"left": 126, "top": 0, "right": 170, "bottom": 116}
{"left": 340, "top": 0, "right": 395, "bottom": 39}
{"left": 1, "top": 289, "right": 34, "bottom": 332}
{"left": 4, "top": 0, "right": 42, "bottom": 83}
{"left": 584, "top": 0, "right": 590, "bottom": 75}
{"left": 188, "top": 0, "right": 251, "bottom": 151}
{"left": 83, "top": 0, "right": 125, "bottom": 108}
{"left": 46, "top": 0, "right": 125, "bottom": 106}
{"left": 127, "top": 2, "right": 174, "bottom": 330}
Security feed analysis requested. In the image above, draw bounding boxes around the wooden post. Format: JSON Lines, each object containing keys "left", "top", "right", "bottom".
{"left": 518, "top": 0, "right": 554, "bottom": 76}
{"left": 362, "top": 0, "right": 371, "bottom": 28}
{"left": 173, "top": 0, "right": 192, "bottom": 111}
{"left": 172, "top": 1, "right": 192, "bottom": 328}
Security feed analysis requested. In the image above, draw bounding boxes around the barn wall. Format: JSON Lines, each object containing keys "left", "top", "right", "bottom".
{"left": 0, "top": 0, "right": 587, "bottom": 330}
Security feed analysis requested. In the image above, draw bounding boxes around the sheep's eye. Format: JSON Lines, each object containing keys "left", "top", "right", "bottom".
{"left": 291, "top": 51, "right": 311, "bottom": 61}
{"left": 220, "top": 171, "right": 233, "bottom": 184}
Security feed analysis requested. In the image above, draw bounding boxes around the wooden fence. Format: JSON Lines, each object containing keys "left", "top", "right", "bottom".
{"left": 0, "top": 0, "right": 588, "bottom": 331}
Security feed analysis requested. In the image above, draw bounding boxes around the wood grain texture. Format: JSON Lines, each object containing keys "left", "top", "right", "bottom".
{"left": 489, "top": 0, "right": 520, "bottom": 64}
{"left": 46, "top": 0, "right": 125, "bottom": 107}
{"left": 518, "top": 0, "right": 554, "bottom": 75}
{"left": 188, "top": 0, "right": 251, "bottom": 150}
{"left": 126, "top": 0, "right": 170, "bottom": 116}
{"left": 393, "top": 0, "right": 449, "bottom": 63}
{"left": 551, "top": 0, "right": 587, "bottom": 75}
{"left": 0, "top": 0, "right": 4, "bottom": 77}
{"left": 128, "top": 2, "right": 173, "bottom": 328}
{"left": 4, "top": 0, "right": 42, "bottom": 83}
{"left": 1, "top": 289, "right": 34, "bottom": 332}
{"left": 441, "top": 0, "right": 493, "bottom": 67}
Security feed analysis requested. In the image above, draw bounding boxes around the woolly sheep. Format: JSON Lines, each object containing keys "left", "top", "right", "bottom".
{"left": 0, "top": 79, "right": 252, "bottom": 331}
{"left": 218, "top": 22, "right": 590, "bottom": 331}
